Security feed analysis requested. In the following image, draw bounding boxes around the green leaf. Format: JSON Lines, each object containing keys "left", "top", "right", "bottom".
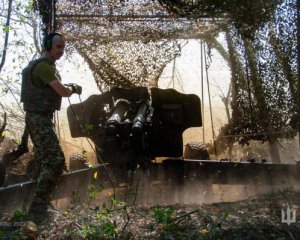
{"left": 3, "top": 26, "right": 9, "bottom": 33}
{"left": 84, "top": 123, "right": 94, "bottom": 131}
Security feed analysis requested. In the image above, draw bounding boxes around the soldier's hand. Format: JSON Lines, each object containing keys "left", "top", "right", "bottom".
{"left": 72, "top": 83, "right": 82, "bottom": 95}
{"left": 66, "top": 83, "right": 82, "bottom": 95}
{"left": 64, "top": 83, "right": 82, "bottom": 95}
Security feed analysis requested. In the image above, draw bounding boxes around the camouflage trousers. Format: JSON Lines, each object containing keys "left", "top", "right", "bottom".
{"left": 25, "top": 111, "right": 65, "bottom": 205}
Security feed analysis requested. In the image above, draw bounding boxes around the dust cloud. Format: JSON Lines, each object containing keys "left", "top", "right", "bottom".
{"left": 54, "top": 119, "right": 300, "bottom": 210}
{"left": 50, "top": 159, "right": 300, "bottom": 211}
{"left": 52, "top": 40, "right": 300, "bottom": 208}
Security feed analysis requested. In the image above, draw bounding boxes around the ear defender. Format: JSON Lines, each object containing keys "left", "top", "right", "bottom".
{"left": 43, "top": 33, "right": 62, "bottom": 51}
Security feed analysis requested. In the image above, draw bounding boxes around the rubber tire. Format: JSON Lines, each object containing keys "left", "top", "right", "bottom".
{"left": 0, "top": 160, "right": 6, "bottom": 186}
{"left": 69, "top": 153, "right": 88, "bottom": 171}
{"left": 184, "top": 141, "right": 210, "bottom": 160}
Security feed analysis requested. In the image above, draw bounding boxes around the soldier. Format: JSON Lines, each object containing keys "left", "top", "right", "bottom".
{"left": 21, "top": 33, "right": 82, "bottom": 222}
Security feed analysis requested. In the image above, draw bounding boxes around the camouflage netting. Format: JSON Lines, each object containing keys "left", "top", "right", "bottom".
{"left": 34, "top": 0, "right": 221, "bottom": 91}
{"left": 33, "top": 0, "right": 299, "bottom": 153}
{"left": 74, "top": 41, "right": 181, "bottom": 91}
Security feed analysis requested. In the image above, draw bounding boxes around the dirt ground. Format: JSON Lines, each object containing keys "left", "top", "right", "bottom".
{"left": 44, "top": 190, "right": 300, "bottom": 240}
{"left": 1, "top": 189, "right": 299, "bottom": 239}
{"left": 1, "top": 136, "right": 300, "bottom": 239}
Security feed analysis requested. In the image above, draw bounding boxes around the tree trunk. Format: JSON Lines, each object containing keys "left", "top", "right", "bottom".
{"left": 269, "top": 24, "right": 297, "bottom": 105}
{"left": 268, "top": 141, "right": 281, "bottom": 164}
{"left": 209, "top": 28, "right": 248, "bottom": 155}
{"left": 243, "top": 37, "right": 281, "bottom": 163}
{"left": 0, "top": 0, "right": 12, "bottom": 73}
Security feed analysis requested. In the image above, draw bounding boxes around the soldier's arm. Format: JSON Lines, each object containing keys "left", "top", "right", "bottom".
{"left": 49, "top": 80, "right": 73, "bottom": 97}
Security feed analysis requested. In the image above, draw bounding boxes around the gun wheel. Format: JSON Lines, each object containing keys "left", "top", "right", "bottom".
{"left": 184, "top": 141, "right": 210, "bottom": 160}
{"left": 69, "top": 153, "right": 88, "bottom": 171}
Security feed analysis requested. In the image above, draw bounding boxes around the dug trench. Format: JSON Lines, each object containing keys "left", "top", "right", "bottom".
{"left": 1, "top": 138, "right": 300, "bottom": 239}
{"left": 1, "top": 160, "right": 300, "bottom": 239}
{"left": 1, "top": 149, "right": 300, "bottom": 212}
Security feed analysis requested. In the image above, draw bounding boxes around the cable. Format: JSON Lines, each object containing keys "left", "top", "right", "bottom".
{"left": 76, "top": 95, "right": 147, "bottom": 206}
{"left": 67, "top": 96, "right": 117, "bottom": 199}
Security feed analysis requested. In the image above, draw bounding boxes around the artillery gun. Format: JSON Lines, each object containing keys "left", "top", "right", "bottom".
{"left": 67, "top": 87, "right": 209, "bottom": 177}
{"left": 1, "top": 87, "right": 300, "bottom": 213}
{"left": 67, "top": 87, "right": 300, "bottom": 186}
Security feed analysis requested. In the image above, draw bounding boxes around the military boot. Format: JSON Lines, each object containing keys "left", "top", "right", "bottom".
{"left": 27, "top": 202, "right": 58, "bottom": 224}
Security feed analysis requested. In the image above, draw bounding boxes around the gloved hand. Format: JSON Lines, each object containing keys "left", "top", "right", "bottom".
{"left": 71, "top": 83, "right": 82, "bottom": 95}
{"left": 65, "top": 83, "right": 82, "bottom": 95}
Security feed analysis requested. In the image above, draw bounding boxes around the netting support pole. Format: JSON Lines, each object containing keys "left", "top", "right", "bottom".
{"left": 298, "top": 0, "right": 300, "bottom": 148}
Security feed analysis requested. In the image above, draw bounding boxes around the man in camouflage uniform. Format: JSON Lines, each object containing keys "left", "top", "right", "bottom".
{"left": 21, "top": 33, "right": 82, "bottom": 222}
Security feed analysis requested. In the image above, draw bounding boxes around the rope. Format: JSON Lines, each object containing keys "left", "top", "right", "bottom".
{"left": 167, "top": 42, "right": 185, "bottom": 91}
{"left": 200, "top": 39, "right": 205, "bottom": 142}
{"left": 203, "top": 43, "right": 217, "bottom": 157}
{"left": 171, "top": 52, "right": 176, "bottom": 89}
{"left": 174, "top": 68, "right": 185, "bottom": 92}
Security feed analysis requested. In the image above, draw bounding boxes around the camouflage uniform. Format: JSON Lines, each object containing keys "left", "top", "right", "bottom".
{"left": 25, "top": 112, "right": 65, "bottom": 205}
{"left": 21, "top": 58, "right": 64, "bottom": 209}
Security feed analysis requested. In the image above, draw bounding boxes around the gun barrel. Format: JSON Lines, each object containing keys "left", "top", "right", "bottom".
{"left": 106, "top": 99, "right": 130, "bottom": 134}
{"left": 132, "top": 100, "right": 150, "bottom": 134}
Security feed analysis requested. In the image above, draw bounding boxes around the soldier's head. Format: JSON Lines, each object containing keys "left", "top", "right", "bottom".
{"left": 43, "top": 33, "right": 65, "bottom": 62}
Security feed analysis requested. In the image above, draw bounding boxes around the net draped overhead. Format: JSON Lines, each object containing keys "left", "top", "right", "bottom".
{"left": 34, "top": 0, "right": 298, "bottom": 148}
{"left": 34, "top": 0, "right": 220, "bottom": 91}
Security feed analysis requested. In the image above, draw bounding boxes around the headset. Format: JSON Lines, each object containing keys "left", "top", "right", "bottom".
{"left": 43, "top": 32, "right": 62, "bottom": 51}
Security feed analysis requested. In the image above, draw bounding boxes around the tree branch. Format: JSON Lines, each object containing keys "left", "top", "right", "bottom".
{"left": 0, "top": 0, "right": 13, "bottom": 73}
{"left": 0, "top": 113, "right": 7, "bottom": 143}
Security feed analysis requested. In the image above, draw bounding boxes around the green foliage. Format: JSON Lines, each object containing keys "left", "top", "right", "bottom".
{"left": 0, "top": 0, "right": 39, "bottom": 137}
{"left": 0, "top": 229, "right": 23, "bottom": 240}
{"left": 78, "top": 201, "right": 128, "bottom": 240}
{"left": 149, "top": 206, "right": 228, "bottom": 240}
{"left": 110, "top": 198, "right": 126, "bottom": 208}
{"left": 85, "top": 123, "right": 94, "bottom": 131}
{"left": 150, "top": 206, "right": 177, "bottom": 235}
{"left": 11, "top": 205, "right": 28, "bottom": 221}
{"left": 151, "top": 206, "right": 175, "bottom": 225}
{"left": 197, "top": 212, "right": 229, "bottom": 240}
{"left": 0, "top": 206, "right": 28, "bottom": 240}
{"left": 88, "top": 183, "right": 103, "bottom": 200}
{"left": 96, "top": 208, "right": 111, "bottom": 221}
{"left": 80, "top": 224, "right": 102, "bottom": 239}
{"left": 2, "top": 26, "right": 9, "bottom": 33}
{"left": 101, "top": 222, "right": 117, "bottom": 238}
{"left": 80, "top": 221, "right": 121, "bottom": 240}
{"left": 28, "top": 0, "right": 34, "bottom": 9}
